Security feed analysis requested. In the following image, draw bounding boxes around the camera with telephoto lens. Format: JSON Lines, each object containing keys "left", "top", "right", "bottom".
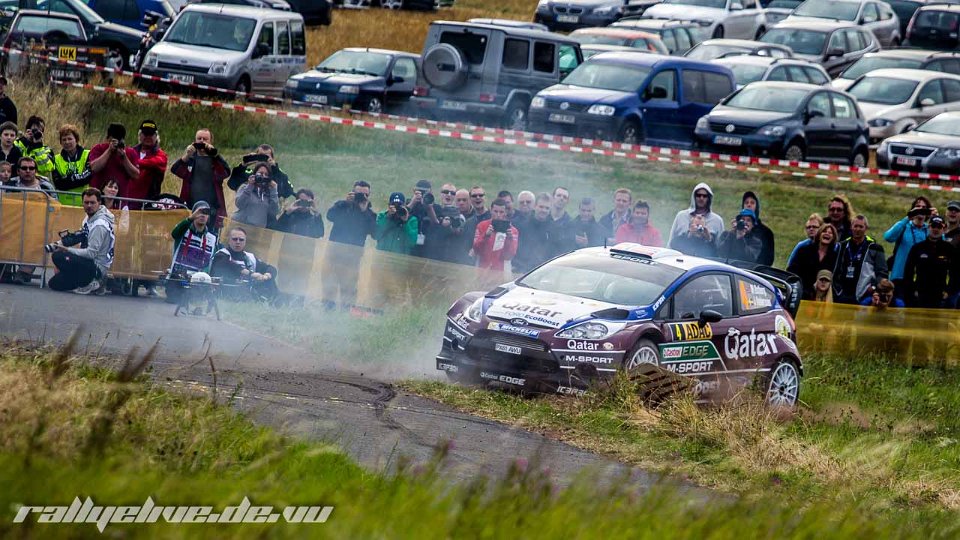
{"left": 295, "top": 199, "right": 312, "bottom": 209}
{"left": 43, "top": 229, "right": 87, "bottom": 253}
{"left": 439, "top": 205, "right": 464, "bottom": 229}
{"left": 193, "top": 141, "right": 206, "bottom": 152}
{"left": 254, "top": 173, "right": 270, "bottom": 186}
{"left": 28, "top": 128, "right": 43, "bottom": 141}
{"left": 736, "top": 217, "right": 747, "bottom": 231}
{"left": 422, "top": 192, "right": 435, "bottom": 206}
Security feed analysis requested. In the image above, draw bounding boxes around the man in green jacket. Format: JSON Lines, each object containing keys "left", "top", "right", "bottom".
{"left": 13, "top": 115, "right": 53, "bottom": 178}
{"left": 376, "top": 192, "right": 418, "bottom": 255}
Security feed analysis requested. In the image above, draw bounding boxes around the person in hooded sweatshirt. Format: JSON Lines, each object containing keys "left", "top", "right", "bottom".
{"left": 668, "top": 183, "right": 724, "bottom": 248}
{"left": 741, "top": 191, "right": 775, "bottom": 266}
{"left": 47, "top": 188, "right": 115, "bottom": 294}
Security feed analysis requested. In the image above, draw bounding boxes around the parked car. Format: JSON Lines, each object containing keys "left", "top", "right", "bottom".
{"left": 886, "top": 0, "right": 947, "bottom": 37}
{"left": 581, "top": 43, "right": 644, "bottom": 59}
{"left": 284, "top": 48, "right": 419, "bottom": 113}
{"left": 86, "top": 0, "right": 174, "bottom": 30}
{"left": 641, "top": 0, "right": 768, "bottom": 40}
{"left": 684, "top": 38, "right": 792, "bottom": 61}
{"left": 844, "top": 68, "right": 960, "bottom": 144}
{"left": 759, "top": 20, "right": 879, "bottom": 76}
{"left": 529, "top": 52, "right": 735, "bottom": 145}
{"left": 876, "top": 111, "right": 960, "bottom": 173}
{"left": 411, "top": 21, "right": 583, "bottom": 130}
{"left": 436, "top": 243, "right": 803, "bottom": 406}
{"left": 762, "top": 0, "right": 801, "bottom": 26}
{"left": 190, "top": 0, "right": 291, "bottom": 8}
{"left": 905, "top": 3, "right": 960, "bottom": 50}
{"left": 785, "top": 0, "right": 900, "bottom": 47}
{"left": 569, "top": 27, "right": 670, "bottom": 54}
{"left": 611, "top": 18, "right": 702, "bottom": 54}
{"left": 467, "top": 18, "right": 549, "bottom": 31}
{"left": 534, "top": 0, "right": 632, "bottom": 31}
{"left": 716, "top": 55, "right": 829, "bottom": 88}
{"left": 140, "top": 4, "right": 306, "bottom": 96}
{"left": 694, "top": 81, "right": 870, "bottom": 165}
{"left": 831, "top": 50, "right": 960, "bottom": 91}
{"left": 0, "top": 10, "right": 107, "bottom": 80}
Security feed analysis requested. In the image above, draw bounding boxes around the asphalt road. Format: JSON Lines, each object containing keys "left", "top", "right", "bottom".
{"left": 0, "top": 283, "right": 703, "bottom": 495}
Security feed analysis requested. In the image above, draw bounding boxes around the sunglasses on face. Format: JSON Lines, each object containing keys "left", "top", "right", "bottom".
{"left": 806, "top": 225, "right": 819, "bottom": 229}
{"left": 441, "top": 190, "right": 456, "bottom": 195}
{"left": 818, "top": 277, "right": 831, "bottom": 283}
{"left": 695, "top": 193, "right": 709, "bottom": 198}
{"left": 471, "top": 193, "right": 484, "bottom": 198}
{"left": 19, "top": 166, "right": 35, "bottom": 171}
{"left": 829, "top": 207, "right": 844, "bottom": 212}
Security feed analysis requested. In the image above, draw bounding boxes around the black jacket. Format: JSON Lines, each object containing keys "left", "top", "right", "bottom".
{"left": 326, "top": 200, "right": 376, "bottom": 247}
{"left": 548, "top": 212, "right": 574, "bottom": 257}
{"left": 566, "top": 217, "right": 605, "bottom": 249}
{"left": 425, "top": 207, "right": 469, "bottom": 263}
{"left": 718, "top": 230, "right": 762, "bottom": 263}
{"left": 787, "top": 243, "right": 838, "bottom": 300}
{"left": 228, "top": 162, "right": 294, "bottom": 199}
{"left": 903, "top": 238, "right": 957, "bottom": 307}
{"left": 274, "top": 209, "right": 325, "bottom": 239}
{"left": 742, "top": 191, "right": 775, "bottom": 265}
{"left": 514, "top": 216, "right": 554, "bottom": 273}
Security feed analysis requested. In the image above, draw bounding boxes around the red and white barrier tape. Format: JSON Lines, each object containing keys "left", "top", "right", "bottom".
{"left": 50, "top": 79, "right": 960, "bottom": 194}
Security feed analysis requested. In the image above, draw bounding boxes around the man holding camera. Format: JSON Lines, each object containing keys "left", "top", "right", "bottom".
{"left": 171, "top": 129, "right": 230, "bottom": 230}
{"left": 46, "top": 188, "right": 115, "bottom": 294}
{"left": 275, "top": 188, "right": 324, "bottom": 238}
{"left": 324, "top": 180, "right": 376, "bottom": 310}
{"left": 88, "top": 123, "right": 141, "bottom": 197}
{"left": 407, "top": 179, "right": 439, "bottom": 258}
{"left": 231, "top": 163, "right": 279, "bottom": 228}
{"left": 376, "top": 192, "right": 418, "bottom": 255}
{"left": 424, "top": 182, "right": 466, "bottom": 262}
{"left": 718, "top": 209, "right": 763, "bottom": 263}
{"left": 211, "top": 227, "right": 279, "bottom": 302}
{"left": 473, "top": 199, "right": 518, "bottom": 272}
{"left": 227, "top": 144, "right": 294, "bottom": 202}
{"left": 14, "top": 115, "right": 53, "bottom": 178}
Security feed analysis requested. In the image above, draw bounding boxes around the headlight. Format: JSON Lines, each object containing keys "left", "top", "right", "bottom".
{"left": 760, "top": 124, "right": 786, "bottom": 137}
{"left": 556, "top": 322, "right": 614, "bottom": 340}
{"left": 144, "top": 53, "right": 158, "bottom": 69}
{"left": 285, "top": 78, "right": 298, "bottom": 89}
{"left": 531, "top": 96, "right": 546, "bottom": 109}
{"left": 587, "top": 104, "right": 615, "bottom": 116}
{"left": 869, "top": 118, "right": 893, "bottom": 127}
{"left": 339, "top": 85, "right": 360, "bottom": 95}
{"left": 696, "top": 20, "right": 713, "bottom": 26}
{"left": 696, "top": 116, "right": 708, "bottom": 130}
{"left": 464, "top": 298, "right": 484, "bottom": 323}
{"left": 937, "top": 147, "right": 960, "bottom": 159}
{"left": 537, "top": 0, "right": 550, "bottom": 9}
{"left": 208, "top": 62, "right": 228, "bottom": 75}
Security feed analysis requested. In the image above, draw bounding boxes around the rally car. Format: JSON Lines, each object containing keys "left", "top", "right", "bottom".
{"left": 437, "top": 244, "right": 803, "bottom": 406}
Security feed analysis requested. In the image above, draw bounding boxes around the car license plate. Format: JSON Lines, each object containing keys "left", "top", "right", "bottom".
{"left": 304, "top": 94, "right": 328, "bottom": 104}
{"left": 548, "top": 113, "right": 576, "bottom": 124}
{"left": 167, "top": 73, "right": 194, "bottom": 84}
{"left": 557, "top": 14, "right": 579, "bottom": 23}
{"left": 895, "top": 156, "right": 918, "bottom": 167}
{"left": 49, "top": 68, "right": 81, "bottom": 80}
{"left": 713, "top": 135, "right": 742, "bottom": 146}
{"left": 441, "top": 100, "right": 468, "bottom": 111}
{"left": 495, "top": 343, "right": 522, "bottom": 355}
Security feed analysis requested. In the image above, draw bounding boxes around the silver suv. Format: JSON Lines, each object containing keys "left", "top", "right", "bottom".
{"left": 641, "top": 0, "right": 768, "bottom": 40}
{"left": 411, "top": 21, "right": 583, "bottom": 130}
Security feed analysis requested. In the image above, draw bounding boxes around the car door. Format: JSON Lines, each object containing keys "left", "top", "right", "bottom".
{"left": 661, "top": 28, "right": 679, "bottom": 54}
{"left": 861, "top": 2, "right": 887, "bottom": 44}
{"left": 915, "top": 79, "right": 948, "bottom": 125}
{"left": 659, "top": 273, "right": 737, "bottom": 380}
{"left": 803, "top": 91, "right": 834, "bottom": 160}
{"left": 727, "top": 274, "right": 781, "bottom": 375}
{"left": 249, "top": 22, "right": 275, "bottom": 94}
{"left": 273, "top": 20, "right": 291, "bottom": 93}
{"left": 941, "top": 78, "right": 960, "bottom": 114}
{"left": 640, "top": 68, "right": 680, "bottom": 143}
{"left": 678, "top": 69, "right": 730, "bottom": 145}
{"left": 828, "top": 92, "right": 860, "bottom": 161}
{"left": 386, "top": 56, "right": 417, "bottom": 106}
{"left": 675, "top": 26, "right": 694, "bottom": 54}
{"left": 290, "top": 20, "right": 306, "bottom": 76}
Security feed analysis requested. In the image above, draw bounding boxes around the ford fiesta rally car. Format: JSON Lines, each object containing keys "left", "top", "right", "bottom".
{"left": 437, "top": 244, "right": 804, "bottom": 406}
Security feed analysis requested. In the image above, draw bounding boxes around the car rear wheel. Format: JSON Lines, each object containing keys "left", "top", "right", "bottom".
{"left": 503, "top": 101, "right": 529, "bottom": 131}
{"left": 765, "top": 358, "right": 800, "bottom": 407}
{"left": 712, "top": 26, "right": 724, "bottom": 39}
{"left": 618, "top": 119, "right": 642, "bottom": 145}
{"left": 624, "top": 338, "right": 659, "bottom": 372}
{"left": 783, "top": 143, "right": 804, "bottom": 162}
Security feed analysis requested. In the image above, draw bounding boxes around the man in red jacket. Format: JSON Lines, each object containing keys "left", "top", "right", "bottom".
{"left": 132, "top": 120, "right": 168, "bottom": 205}
{"left": 472, "top": 199, "right": 518, "bottom": 271}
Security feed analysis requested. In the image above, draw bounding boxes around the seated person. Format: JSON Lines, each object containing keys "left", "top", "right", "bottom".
{"left": 166, "top": 201, "right": 218, "bottom": 304}
{"left": 210, "top": 227, "right": 279, "bottom": 302}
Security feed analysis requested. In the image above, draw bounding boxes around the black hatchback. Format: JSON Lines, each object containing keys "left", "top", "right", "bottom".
{"left": 693, "top": 81, "right": 870, "bottom": 165}
{"left": 905, "top": 4, "right": 960, "bottom": 50}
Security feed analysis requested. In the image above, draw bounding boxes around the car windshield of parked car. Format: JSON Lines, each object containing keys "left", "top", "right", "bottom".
{"left": 562, "top": 61, "right": 652, "bottom": 92}
{"left": 14, "top": 15, "right": 83, "bottom": 39}
{"left": 915, "top": 115, "right": 960, "bottom": 136}
{"left": 164, "top": 12, "right": 257, "bottom": 52}
{"left": 759, "top": 28, "right": 827, "bottom": 55}
{"left": 726, "top": 63, "right": 769, "bottom": 85}
{"left": 767, "top": 0, "right": 802, "bottom": 8}
{"left": 686, "top": 43, "right": 749, "bottom": 61}
{"left": 317, "top": 50, "right": 391, "bottom": 76}
{"left": 792, "top": 0, "right": 860, "bottom": 21}
{"left": 517, "top": 252, "right": 684, "bottom": 306}
{"left": 841, "top": 57, "right": 923, "bottom": 79}
{"left": 847, "top": 76, "right": 918, "bottom": 104}
{"left": 915, "top": 10, "right": 960, "bottom": 31}
{"left": 663, "top": 0, "right": 727, "bottom": 7}
{"left": 724, "top": 86, "right": 809, "bottom": 112}
{"left": 887, "top": 1, "right": 922, "bottom": 25}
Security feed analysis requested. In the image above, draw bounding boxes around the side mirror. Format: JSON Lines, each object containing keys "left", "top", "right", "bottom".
{"left": 804, "top": 109, "right": 824, "bottom": 123}
{"left": 644, "top": 86, "right": 668, "bottom": 100}
{"left": 253, "top": 43, "right": 270, "bottom": 59}
{"left": 920, "top": 97, "right": 935, "bottom": 107}
{"left": 699, "top": 309, "right": 723, "bottom": 325}
{"left": 730, "top": 2, "right": 743, "bottom": 10}
{"left": 389, "top": 75, "right": 404, "bottom": 84}
{"left": 826, "top": 47, "right": 845, "bottom": 59}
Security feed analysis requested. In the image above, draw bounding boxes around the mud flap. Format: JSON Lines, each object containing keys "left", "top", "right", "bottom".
{"left": 628, "top": 363, "right": 697, "bottom": 404}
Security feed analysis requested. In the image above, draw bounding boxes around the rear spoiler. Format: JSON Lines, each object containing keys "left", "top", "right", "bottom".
{"left": 707, "top": 258, "right": 803, "bottom": 318}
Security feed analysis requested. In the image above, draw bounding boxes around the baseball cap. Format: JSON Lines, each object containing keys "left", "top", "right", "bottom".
{"left": 947, "top": 200, "right": 960, "bottom": 211}
{"left": 816, "top": 269, "right": 833, "bottom": 282}
{"left": 737, "top": 208, "right": 756, "bottom": 220}
{"left": 930, "top": 216, "right": 946, "bottom": 227}
{"left": 192, "top": 200, "right": 211, "bottom": 212}
{"left": 139, "top": 120, "right": 158, "bottom": 135}
{"left": 415, "top": 179, "right": 432, "bottom": 192}
{"left": 389, "top": 192, "right": 405, "bottom": 205}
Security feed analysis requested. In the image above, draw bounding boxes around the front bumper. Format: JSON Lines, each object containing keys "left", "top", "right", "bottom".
{"left": 529, "top": 108, "right": 627, "bottom": 141}
{"left": 141, "top": 67, "right": 238, "bottom": 91}
{"left": 285, "top": 87, "right": 365, "bottom": 108}
{"left": 410, "top": 96, "right": 508, "bottom": 123}
{"left": 694, "top": 126, "right": 785, "bottom": 157}
{"left": 877, "top": 148, "right": 959, "bottom": 174}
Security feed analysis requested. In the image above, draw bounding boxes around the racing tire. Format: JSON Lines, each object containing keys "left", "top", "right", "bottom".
{"left": 624, "top": 338, "right": 660, "bottom": 372}
{"left": 503, "top": 100, "right": 529, "bottom": 131}
{"left": 851, "top": 149, "right": 868, "bottom": 168}
{"left": 765, "top": 358, "right": 800, "bottom": 407}
{"left": 618, "top": 119, "right": 642, "bottom": 145}
{"left": 783, "top": 142, "right": 805, "bottom": 162}
{"left": 712, "top": 26, "right": 724, "bottom": 39}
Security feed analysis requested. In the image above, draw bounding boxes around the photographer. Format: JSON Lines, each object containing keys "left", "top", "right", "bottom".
{"left": 324, "top": 181, "right": 376, "bottom": 310}
{"left": 718, "top": 209, "right": 762, "bottom": 263}
{"left": 275, "top": 188, "right": 324, "bottom": 238}
{"left": 424, "top": 182, "right": 466, "bottom": 262}
{"left": 231, "top": 163, "right": 280, "bottom": 228}
{"left": 171, "top": 129, "right": 230, "bottom": 229}
{"left": 46, "top": 188, "right": 115, "bottom": 295}
{"left": 166, "top": 201, "right": 218, "bottom": 304}
{"left": 407, "top": 179, "right": 439, "bottom": 258}
{"left": 211, "top": 227, "right": 279, "bottom": 302}
{"left": 671, "top": 214, "right": 717, "bottom": 258}
{"left": 376, "top": 192, "right": 418, "bottom": 255}
{"left": 51, "top": 124, "right": 91, "bottom": 206}
{"left": 884, "top": 202, "right": 931, "bottom": 298}
{"left": 88, "top": 122, "right": 140, "bottom": 196}
{"left": 473, "top": 199, "right": 518, "bottom": 272}
{"left": 227, "top": 143, "right": 294, "bottom": 200}
{"left": 14, "top": 115, "right": 53, "bottom": 178}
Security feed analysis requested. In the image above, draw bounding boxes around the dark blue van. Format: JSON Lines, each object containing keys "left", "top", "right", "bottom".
{"left": 528, "top": 52, "right": 735, "bottom": 146}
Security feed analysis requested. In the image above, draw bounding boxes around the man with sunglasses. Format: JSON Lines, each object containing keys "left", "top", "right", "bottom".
{"left": 668, "top": 182, "right": 723, "bottom": 248}
{"left": 902, "top": 216, "right": 957, "bottom": 309}
{"left": 944, "top": 200, "right": 960, "bottom": 248}
{"left": 469, "top": 186, "right": 490, "bottom": 221}
{"left": 424, "top": 182, "right": 467, "bottom": 262}
{"left": 211, "top": 227, "right": 279, "bottom": 303}
{"left": 7, "top": 156, "right": 56, "bottom": 197}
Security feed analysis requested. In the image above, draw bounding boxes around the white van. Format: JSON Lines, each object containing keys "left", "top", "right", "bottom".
{"left": 140, "top": 4, "right": 306, "bottom": 97}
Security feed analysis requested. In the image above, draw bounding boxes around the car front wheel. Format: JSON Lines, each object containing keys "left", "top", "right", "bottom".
{"left": 783, "top": 143, "right": 804, "bottom": 162}
{"left": 765, "top": 358, "right": 800, "bottom": 407}
{"left": 503, "top": 101, "right": 529, "bottom": 131}
{"left": 618, "top": 119, "right": 642, "bottom": 145}
{"left": 851, "top": 149, "right": 867, "bottom": 168}
{"left": 624, "top": 338, "right": 659, "bottom": 372}
{"left": 366, "top": 96, "right": 384, "bottom": 114}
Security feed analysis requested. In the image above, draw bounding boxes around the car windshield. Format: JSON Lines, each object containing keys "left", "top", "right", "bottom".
{"left": 915, "top": 115, "right": 960, "bottom": 136}
{"left": 36, "top": 0, "right": 105, "bottom": 24}
{"left": 887, "top": 1, "right": 922, "bottom": 25}
{"left": 664, "top": 0, "right": 727, "bottom": 7}
{"left": 517, "top": 252, "right": 684, "bottom": 306}
{"left": 847, "top": 76, "right": 918, "bottom": 104}
{"left": 686, "top": 43, "right": 749, "bottom": 61}
{"left": 767, "top": 0, "right": 802, "bottom": 8}
{"left": 759, "top": 28, "right": 826, "bottom": 55}
{"left": 574, "top": 34, "right": 631, "bottom": 46}
{"left": 726, "top": 63, "right": 769, "bottom": 85}
{"left": 164, "top": 11, "right": 257, "bottom": 52}
{"left": 725, "top": 86, "right": 809, "bottom": 112}
{"left": 562, "top": 62, "right": 652, "bottom": 92}
{"left": 792, "top": 0, "right": 860, "bottom": 21}
{"left": 841, "top": 56, "right": 923, "bottom": 79}
{"left": 915, "top": 10, "right": 960, "bottom": 31}
{"left": 317, "top": 50, "right": 391, "bottom": 76}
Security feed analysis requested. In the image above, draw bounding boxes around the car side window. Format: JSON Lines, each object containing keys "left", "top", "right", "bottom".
{"left": 276, "top": 21, "right": 290, "bottom": 55}
{"left": 928, "top": 59, "right": 960, "bottom": 75}
{"left": 502, "top": 38, "right": 530, "bottom": 70}
{"left": 742, "top": 0, "right": 756, "bottom": 9}
{"left": 672, "top": 274, "right": 734, "bottom": 319}
{"left": 702, "top": 71, "right": 732, "bottom": 103}
{"left": 880, "top": 3, "right": 894, "bottom": 20}
{"left": 391, "top": 58, "right": 416, "bottom": 80}
{"left": 804, "top": 66, "right": 829, "bottom": 85}
{"left": 862, "top": 2, "right": 880, "bottom": 23}
{"left": 533, "top": 41, "right": 556, "bottom": 73}
{"left": 807, "top": 92, "right": 832, "bottom": 118}
{"left": 440, "top": 31, "right": 487, "bottom": 64}
{"left": 676, "top": 28, "right": 692, "bottom": 50}
{"left": 828, "top": 30, "right": 846, "bottom": 53}
{"left": 767, "top": 66, "right": 790, "bottom": 81}
{"left": 735, "top": 276, "right": 775, "bottom": 315}
{"left": 831, "top": 93, "right": 856, "bottom": 118}
{"left": 558, "top": 44, "right": 579, "bottom": 77}
{"left": 661, "top": 30, "right": 678, "bottom": 53}
{"left": 681, "top": 69, "right": 705, "bottom": 102}
{"left": 918, "top": 80, "right": 945, "bottom": 105}
{"left": 647, "top": 69, "right": 677, "bottom": 101}
{"left": 257, "top": 22, "right": 274, "bottom": 55}
{"left": 291, "top": 21, "right": 305, "bottom": 56}
{"left": 942, "top": 78, "right": 960, "bottom": 102}
{"left": 789, "top": 66, "right": 812, "bottom": 82}
{"left": 845, "top": 30, "right": 864, "bottom": 52}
